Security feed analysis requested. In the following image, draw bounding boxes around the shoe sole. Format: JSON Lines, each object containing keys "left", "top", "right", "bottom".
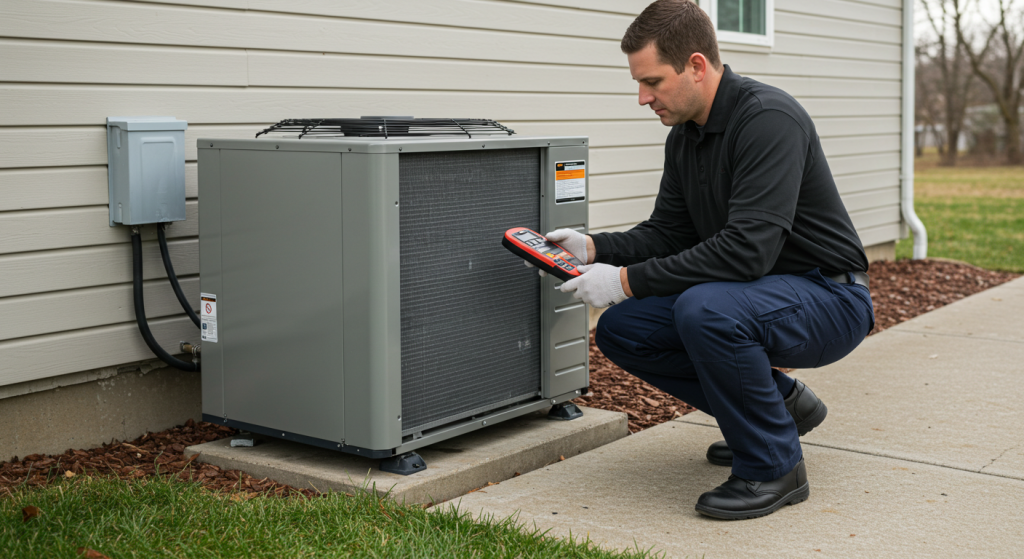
{"left": 796, "top": 400, "right": 828, "bottom": 437}
{"left": 706, "top": 452, "right": 732, "bottom": 467}
{"left": 706, "top": 400, "right": 829, "bottom": 467}
{"left": 694, "top": 482, "right": 810, "bottom": 520}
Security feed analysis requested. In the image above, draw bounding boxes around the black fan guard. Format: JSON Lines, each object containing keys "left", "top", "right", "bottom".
{"left": 256, "top": 117, "right": 515, "bottom": 139}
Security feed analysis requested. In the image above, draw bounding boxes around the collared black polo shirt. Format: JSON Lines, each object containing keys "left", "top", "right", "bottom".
{"left": 592, "top": 65, "right": 869, "bottom": 299}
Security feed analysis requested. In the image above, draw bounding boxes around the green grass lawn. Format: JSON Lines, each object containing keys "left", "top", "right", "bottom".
{"left": 897, "top": 156, "right": 1024, "bottom": 272}
{"left": 2, "top": 475, "right": 654, "bottom": 559}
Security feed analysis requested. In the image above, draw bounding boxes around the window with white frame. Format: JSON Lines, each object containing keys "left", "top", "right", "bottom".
{"left": 699, "top": 0, "right": 774, "bottom": 47}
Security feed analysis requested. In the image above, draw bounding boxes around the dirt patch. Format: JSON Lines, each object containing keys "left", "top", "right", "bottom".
{"left": 581, "top": 259, "right": 1020, "bottom": 433}
{"left": 915, "top": 183, "right": 1024, "bottom": 198}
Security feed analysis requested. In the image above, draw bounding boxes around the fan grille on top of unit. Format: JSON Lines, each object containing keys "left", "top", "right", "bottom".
{"left": 255, "top": 117, "right": 515, "bottom": 139}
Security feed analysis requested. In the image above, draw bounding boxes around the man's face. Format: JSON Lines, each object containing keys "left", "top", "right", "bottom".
{"left": 628, "top": 43, "right": 703, "bottom": 126}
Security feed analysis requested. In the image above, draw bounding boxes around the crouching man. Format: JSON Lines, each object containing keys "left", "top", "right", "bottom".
{"left": 547, "top": 0, "right": 874, "bottom": 520}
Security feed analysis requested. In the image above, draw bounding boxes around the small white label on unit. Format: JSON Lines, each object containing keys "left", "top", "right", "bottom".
{"left": 200, "top": 292, "right": 218, "bottom": 343}
{"left": 555, "top": 160, "right": 586, "bottom": 203}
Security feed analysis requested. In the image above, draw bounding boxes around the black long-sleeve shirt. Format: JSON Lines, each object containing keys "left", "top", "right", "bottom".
{"left": 592, "top": 66, "right": 868, "bottom": 299}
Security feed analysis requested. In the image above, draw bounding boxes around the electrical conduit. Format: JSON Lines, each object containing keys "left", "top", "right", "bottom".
{"left": 132, "top": 228, "right": 199, "bottom": 372}
{"left": 158, "top": 223, "right": 201, "bottom": 328}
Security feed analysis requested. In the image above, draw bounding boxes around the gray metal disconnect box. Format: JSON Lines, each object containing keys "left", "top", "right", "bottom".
{"left": 106, "top": 116, "right": 187, "bottom": 227}
{"left": 197, "top": 135, "right": 591, "bottom": 458}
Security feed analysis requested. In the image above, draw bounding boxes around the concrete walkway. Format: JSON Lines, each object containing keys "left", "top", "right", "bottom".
{"left": 447, "top": 276, "right": 1024, "bottom": 558}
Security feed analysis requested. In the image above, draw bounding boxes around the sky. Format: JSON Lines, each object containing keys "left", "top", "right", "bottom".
{"left": 915, "top": 0, "right": 1020, "bottom": 43}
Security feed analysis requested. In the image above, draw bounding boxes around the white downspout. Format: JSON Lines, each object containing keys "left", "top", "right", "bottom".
{"left": 902, "top": 0, "right": 928, "bottom": 258}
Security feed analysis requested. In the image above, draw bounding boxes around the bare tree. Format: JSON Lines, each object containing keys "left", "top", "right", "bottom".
{"left": 915, "top": 52, "right": 931, "bottom": 157}
{"left": 916, "top": 44, "right": 948, "bottom": 156}
{"left": 954, "top": 0, "right": 1024, "bottom": 164}
{"left": 920, "top": 0, "right": 976, "bottom": 165}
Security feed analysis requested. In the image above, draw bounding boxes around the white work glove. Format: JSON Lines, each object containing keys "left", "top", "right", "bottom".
{"left": 558, "top": 263, "right": 628, "bottom": 308}
{"left": 523, "top": 228, "right": 589, "bottom": 277}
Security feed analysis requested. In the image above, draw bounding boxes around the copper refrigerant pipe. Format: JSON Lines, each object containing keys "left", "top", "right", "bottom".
{"left": 180, "top": 342, "right": 201, "bottom": 357}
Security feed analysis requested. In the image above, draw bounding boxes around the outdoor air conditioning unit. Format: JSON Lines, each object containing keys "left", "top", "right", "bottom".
{"left": 196, "top": 118, "right": 590, "bottom": 473}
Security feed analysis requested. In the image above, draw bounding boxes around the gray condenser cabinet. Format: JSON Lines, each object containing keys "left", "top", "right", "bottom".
{"left": 197, "top": 135, "right": 590, "bottom": 460}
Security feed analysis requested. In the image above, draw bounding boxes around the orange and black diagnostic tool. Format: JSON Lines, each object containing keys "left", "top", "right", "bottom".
{"left": 502, "top": 227, "right": 584, "bottom": 282}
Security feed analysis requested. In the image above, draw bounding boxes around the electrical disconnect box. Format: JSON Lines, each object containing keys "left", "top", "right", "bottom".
{"left": 106, "top": 116, "right": 188, "bottom": 227}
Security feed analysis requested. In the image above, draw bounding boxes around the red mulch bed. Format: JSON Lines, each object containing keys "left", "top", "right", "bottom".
{"left": 1, "top": 259, "right": 1017, "bottom": 495}
{"left": 0, "top": 419, "right": 312, "bottom": 499}
{"left": 861, "top": 259, "right": 1017, "bottom": 334}
{"left": 581, "top": 259, "right": 1020, "bottom": 433}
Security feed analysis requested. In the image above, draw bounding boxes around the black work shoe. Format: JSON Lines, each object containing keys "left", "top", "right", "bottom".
{"left": 706, "top": 379, "right": 827, "bottom": 466}
{"left": 786, "top": 379, "right": 829, "bottom": 435}
{"left": 706, "top": 440, "right": 733, "bottom": 467}
{"left": 695, "top": 458, "right": 809, "bottom": 520}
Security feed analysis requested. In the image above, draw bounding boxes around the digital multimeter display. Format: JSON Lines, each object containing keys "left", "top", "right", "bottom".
{"left": 502, "top": 227, "right": 584, "bottom": 281}
{"left": 512, "top": 230, "right": 567, "bottom": 258}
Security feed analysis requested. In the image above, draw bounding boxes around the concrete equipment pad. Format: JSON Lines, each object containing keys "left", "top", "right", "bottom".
{"left": 888, "top": 276, "right": 1024, "bottom": 343}
{"left": 447, "top": 420, "right": 1024, "bottom": 559}
{"left": 678, "top": 331, "right": 1024, "bottom": 480}
{"left": 185, "top": 406, "right": 626, "bottom": 504}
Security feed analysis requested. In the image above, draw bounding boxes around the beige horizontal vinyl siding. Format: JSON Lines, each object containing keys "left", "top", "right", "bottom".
{"left": 0, "top": 0, "right": 904, "bottom": 388}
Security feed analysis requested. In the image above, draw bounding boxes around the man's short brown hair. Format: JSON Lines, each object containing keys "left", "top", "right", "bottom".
{"left": 621, "top": 0, "right": 721, "bottom": 72}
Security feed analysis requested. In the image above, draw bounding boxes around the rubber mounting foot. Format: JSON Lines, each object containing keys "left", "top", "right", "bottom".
{"left": 548, "top": 402, "right": 583, "bottom": 421}
{"left": 379, "top": 452, "right": 426, "bottom": 475}
{"left": 230, "top": 432, "right": 258, "bottom": 447}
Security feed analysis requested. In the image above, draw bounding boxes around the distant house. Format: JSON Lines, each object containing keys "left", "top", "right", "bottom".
{"left": 0, "top": 0, "right": 913, "bottom": 459}
{"left": 963, "top": 104, "right": 1024, "bottom": 155}
{"left": 916, "top": 124, "right": 970, "bottom": 153}
{"left": 917, "top": 105, "right": 1024, "bottom": 154}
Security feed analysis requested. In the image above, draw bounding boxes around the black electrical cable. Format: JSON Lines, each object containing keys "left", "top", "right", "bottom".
{"left": 132, "top": 230, "right": 199, "bottom": 372}
{"left": 158, "top": 224, "right": 201, "bottom": 327}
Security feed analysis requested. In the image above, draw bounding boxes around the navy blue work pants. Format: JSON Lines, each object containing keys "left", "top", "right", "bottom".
{"left": 595, "top": 269, "right": 874, "bottom": 481}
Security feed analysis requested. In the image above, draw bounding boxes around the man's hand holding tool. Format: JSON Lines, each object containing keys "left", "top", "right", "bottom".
{"left": 523, "top": 228, "right": 630, "bottom": 308}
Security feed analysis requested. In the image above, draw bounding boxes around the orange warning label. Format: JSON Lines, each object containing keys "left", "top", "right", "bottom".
{"left": 555, "top": 160, "right": 586, "bottom": 203}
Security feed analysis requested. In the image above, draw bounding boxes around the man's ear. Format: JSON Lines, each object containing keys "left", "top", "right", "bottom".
{"left": 689, "top": 53, "right": 708, "bottom": 82}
